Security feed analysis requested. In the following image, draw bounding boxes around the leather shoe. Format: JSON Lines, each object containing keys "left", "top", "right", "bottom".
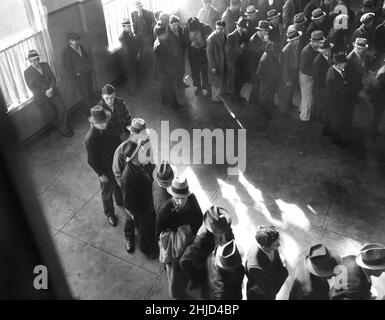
{"left": 108, "top": 215, "right": 117, "bottom": 227}
{"left": 126, "top": 240, "right": 135, "bottom": 254}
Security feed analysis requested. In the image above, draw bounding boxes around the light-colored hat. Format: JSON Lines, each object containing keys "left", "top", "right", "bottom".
{"left": 215, "top": 240, "right": 243, "bottom": 270}
{"left": 311, "top": 8, "right": 327, "bottom": 20}
{"left": 122, "top": 18, "right": 131, "bottom": 25}
{"left": 245, "top": 5, "right": 258, "bottom": 16}
{"left": 356, "top": 243, "right": 385, "bottom": 270}
{"left": 360, "top": 12, "right": 375, "bottom": 24}
{"left": 353, "top": 37, "right": 369, "bottom": 48}
{"left": 26, "top": 49, "right": 40, "bottom": 61}
{"left": 167, "top": 176, "right": 192, "bottom": 198}
{"left": 286, "top": 25, "right": 302, "bottom": 41}
{"left": 267, "top": 9, "right": 281, "bottom": 20}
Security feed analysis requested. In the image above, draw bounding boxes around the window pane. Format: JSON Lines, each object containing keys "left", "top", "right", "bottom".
{"left": 0, "top": 0, "right": 31, "bottom": 42}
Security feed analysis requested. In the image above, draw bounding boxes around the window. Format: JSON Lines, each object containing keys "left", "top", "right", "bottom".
{"left": 0, "top": 0, "right": 54, "bottom": 112}
{"left": 102, "top": 0, "right": 187, "bottom": 52}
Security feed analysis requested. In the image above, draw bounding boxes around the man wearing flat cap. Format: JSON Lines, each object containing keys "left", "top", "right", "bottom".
{"left": 330, "top": 243, "right": 385, "bottom": 300}
{"left": 62, "top": 32, "right": 94, "bottom": 118}
{"left": 226, "top": 16, "right": 249, "bottom": 104}
{"left": 289, "top": 243, "right": 341, "bottom": 299}
{"left": 180, "top": 205, "right": 234, "bottom": 296}
{"left": 119, "top": 18, "right": 141, "bottom": 95}
{"left": 24, "top": 50, "right": 73, "bottom": 138}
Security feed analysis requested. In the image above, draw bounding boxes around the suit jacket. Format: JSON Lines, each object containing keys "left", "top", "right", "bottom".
{"left": 325, "top": 66, "right": 350, "bottom": 116}
{"left": 257, "top": 51, "right": 281, "bottom": 87}
{"left": 24, "top": 63, "right": 58, "bottom": 105}
{"left": 222, "top": 7, "right": 240, "bottom": 35}
{"left": 226, "top": 30, "right": 247, "bottom": 65}
{"left": 374, "top": 22, "right": 385, "bottom": 54}
{"left": 131, "top": 9, "right": 156, "bottom": 37}
{"left": 247, "top": 33, "right": 268, "bottom": 77}
{"left": 119, "top": 31, "right": 139, "bottom": 62}
{"left": 352, "top": 25, "right": 375, "bottom": 48}
{"left": 246, "top": 243, "right": 288, "bottom": 300}
{"left": 312, "top": 53, "right": 331, "bottom": 89}
{"left": 269, "top": 23, "right": 285, "bottom": 50}
{"left": 62, "top": 44, "right": 92, "bottom": 78}
{"left": 206, "top": 30, "right": 227, "bottom": 87}
{"left": 306, "top": 17, "right": 332, "bottom": 41}
{"left": 300, "top": 43, "right": 319, "bottom": 76}
{"left": 289, "top": 258, "right": 331, "bottom": 300}
{"left": 167, "top": 26, "right": 187, "bottom": 74}
{"left": 153, "top": 38, "right": 173, "bottom": 79}
{"left": 330, "top": 255, "right": 372, "bottom": 300}
{"left": 281, "top": 41, "right": 301, "bottom": 84}
{"left": 347, "top": 50, "right": 368, "bottom": 92}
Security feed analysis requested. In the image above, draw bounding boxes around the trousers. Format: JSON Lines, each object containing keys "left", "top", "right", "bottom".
{"left": 299, "top": 71, "right": 314, "bottom": 121}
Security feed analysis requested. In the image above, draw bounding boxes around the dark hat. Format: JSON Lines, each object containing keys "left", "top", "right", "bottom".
{"left": 124, "top": 140, "right": 141, "bottom": 163}
{"left": 245, "top": 5, "right": 258, "bottom": 15}
{"left": 26, "top": 49, "right": 40, "bottom": 60}
{"left": 122, "top": 18, "right": 131, "bottom": 25}
{"left": 215, "top": 240, "right": 243, "bottom": 270}
{"left": 305, "top": 244, "right": 342, "bottom": 277}
{"left": 311, "top": 8, "right": 327, "bottom": 20}
{"left": 318, "top": 39, "right": 333, "bottom": 51}
{"left": 356, "top": 243, "right": 385, "bottom": 270}
{"left": 152, "top": 161, "right": 176, "bottom": 187}
{"left": 167, "top": 176, "right": 191, "bottom": 198}
{"left": 267, "top": 9, "right": 281, "bottom": 20}
{"left": 236, "top": 16, "right": 248, "bottom": 28}
{"left": 67, "top": 32, "right": 81, "bottom": 41}
{"left": 203, "top": 206, "right": 232, "bottom": 235}
{"left": 310, "top": 30, "right": 325, "bottom": 41}
{"left": 294, "top": 12, "right": 307, "bottom": 25}
{"left": 353, "top": 37, "right": 368, "bottom": 48}
{"left": 256, "top": 20, "right": 273, "bottom": 31}
{"left": 286, "top": 26, "right": 302, "bottom": 41}
{"left": 333, "top": 52, "right": 347, "bottom": 64}
{"left": 90, "top": 105, "right": 108, "bottom": 124}
{"left": 360, "top": 12, "right": 375, "bottom": 24}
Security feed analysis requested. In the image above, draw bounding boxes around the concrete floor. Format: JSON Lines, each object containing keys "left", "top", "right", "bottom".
{"left": 24, "top": 76, "right": 385, "bottom": 300}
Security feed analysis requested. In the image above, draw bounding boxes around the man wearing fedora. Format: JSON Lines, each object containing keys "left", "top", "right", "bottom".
{"left": 257, "top": 42, "right": 281, "bottom": 119}
{"left": 330, "top": 243, "right": 385, "bottom": 300}
{"left": 352, "top": 0, "right": 376, "bottom": 31}
{"left": 289, "top": 243, "right": 341, "bottom": 300}
{"left": 327, "top": 13, "right": 352, "bottom": 53}
{"left": 222, "top": 0, "right": 241, "bottom": 35}
{"left": 207, "top": 239, "right": 245, "bottom": 300}
{"left": 98, "top": 84, "right": 132, "bottom": 142}
{"left": 179, "top": 206, "right": 234, "bottom": 296}
{"left": 226, "top": 16, "right": 249, "bottom": 104}
{"left": 119, "top": 18, "right": 141, "bottom": 95}
{"left": 152, "top": 161, "right": 175, "bottom": 216}
{"left": 299, "top": 30, "right": 325, "bottom": 122}
{"left": 279, "top": 25, "right": 302, "bottom": 115}
{"left": 353, "top": 12, "right": 376, "bottom": 49}
{"left": 304, "top": 0, "right": 334, "bottom": 24}
{"left": 198, "top": 0, "right": 221, "bottom": 30}
{"left": 245, "top": 5, "right": 259, "bottom": 40}
{"left": 268, "top": 9, "right": 285, "bottom": 51}
{"left": 306, "top": 8, "right": 333, "bottom": 41}
{"left": 312, "top": 40, "right": 333, "bottom": 121}
{"left": 156, "top": 176, "right": 203, "bottom": 299}
{"left": 62, "top": 32, "right": 94, "bottom": 117}
{"left": 293, "top": 12, "right": 308, "bottom": 51}
{"left": 282, "top": 0, "right": 308, "bottom": 30}
{"left": 247, "top": 20, "right": 272, "bottom": 106}
{"left": 119, "top": 136, "right": 157, "bottom": 259}
{"left": 245, "top": 225, "right": 288, "bottom": 300}
{"left": 85, "top": 106, "right": 123, "bottom": 227}
{"left": 24, "top": 50, "right": 73, "bottom": 138}
{"left": 323, "top": 52, "right": 352, "bottom": 148}
{"left": 206, "top": 20, "right": 227, "bottom": 103}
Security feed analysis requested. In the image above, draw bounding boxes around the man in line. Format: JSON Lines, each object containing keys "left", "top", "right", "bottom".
{"left": 24, "top": 50, "right": 73, "bottom": 138}
{"left": 222, "top": 0, "right": 242, "bottom": 35}
{"left": 119, "top": 18, "right": 141, "bottom": 95}
{"left": 85, "top": 106, "right": 122, "bottom": 227}
{"left": 299, "top": 30, "right": 325, "bottom": 122}
{"left": 198, "top": 0, "right": 221, "bottom": 30}
{"left": 306, "top": 8, "right": 333, "bottom": 40}
{"left": 207, "top": 20, "right": 227, "bottom": 103}
{"left": 245, "top": 225, "right": 288, "bottom": 300}
{"left": 98, "top": 84, "right": 132, "bottom": 142}
{"left": 245, "top": 5, "right": 259, "bottom": 40}
{"left": 330, "top": 243, "right": 385, "bottom": 300}
{"left": 152, "top": 161, "right": 175, "bottom": 216}
{"left": 62, "top": 32, "right": 94, "bottom": 117}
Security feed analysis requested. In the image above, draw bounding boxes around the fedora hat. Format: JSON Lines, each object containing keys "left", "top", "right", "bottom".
{"left": 26, "top": 49, "right": 40, "bottom": 61}
{"left": 333, "top": 52, "right": 347, "bottom": 64}
{"left": 267, "top": 9, "right": 281, "bottom": 20}
{"left": 360, "top": 12, "right": 375, "bottom": 24}
{"left": 152, "top": 161, "right": 176, "bottom": 187}
{"left": 311, "top": 8, "right": 327, "bottom": 20}
{"left": 90, "top": 105, "right": 109, "bottom": 124}
{"left": 353, "top": 37, "right": 368, "bottom": 48}
{"left": 294, "top": 12, "right": 307, "bottom": 25}
{"left": 245, "top": 5, "right": 258, "bottom": 15}
{"left": 167, "top": 176, "right": 191, "bottom": 198}
{"left": 122, "top": 18, "right": 131, "bottom": 25}
{"left": 128, "top": 118, "right": 146, "bottom": 134}
{"left": 236, "top": 16, "right": 248, "bottom": 28}
{"left": 310, "top": 30, "right": 325, "bottom": 41}
{"left": 256, "top": 20, "right": 273, "bottom": 31}
{"left": 305, "top": 244, "right": 342, "bottom": 277}
{"left": 203, "top": 206, "right": 232, "bottom": 235}
{"left": 67, "top": 32, "right": 81, "bottom": 41}
{"left": 356, "top": 243, "right": 385, "bottom": 270}
{"left": 215, "top": 240, "right": 242, "bottom": 270}
{"left": 286, "top": 26, "right": 302, "bottom": 41}
{"left": 124, "top": 140, "right": 141, "bottom": 163}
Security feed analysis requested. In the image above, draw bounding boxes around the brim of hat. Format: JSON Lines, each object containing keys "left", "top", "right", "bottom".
{"left": 256, "top": 26, "right": 273, "bottom": 30}
{"left": 354, "top": 43, "right": 369, "bottom": 48}
{"left": 245, "top": 11, "right": 257, "bottom": 15}
{"left": 355, "top": 255, "right": 385, "bottom": 271}
{"left": 311, "top": 12, "right": 327, "bottom": 20}
{"left": 268, "top": 13, "right": 281, "bottom": 20}
{"left": 167, "top": 186, "right": 191, "bottom": 198}
{"left": 203, "top": 217, "right": 231, "bottom": 235}
{"left": 287, "top": 31, "right": 302, "bottom": 41}
{"left": 215, "top": 249, "right": 242, "bottom": 270}
{"left": 305, "top": 253, "right": 342, "bottom": 278}
{"left": 152, "top": 165, "right": 176, "bottom": 187}
{"left": 26, "top": 55, "right": 40, "bottom": 60}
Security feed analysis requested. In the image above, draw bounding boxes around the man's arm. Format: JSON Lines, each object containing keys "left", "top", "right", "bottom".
{"left": 85, "top": 135, "right": 104, "bottom": 177}
{"left": 62, "top": 48, "right": 76, "bottom": 77}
